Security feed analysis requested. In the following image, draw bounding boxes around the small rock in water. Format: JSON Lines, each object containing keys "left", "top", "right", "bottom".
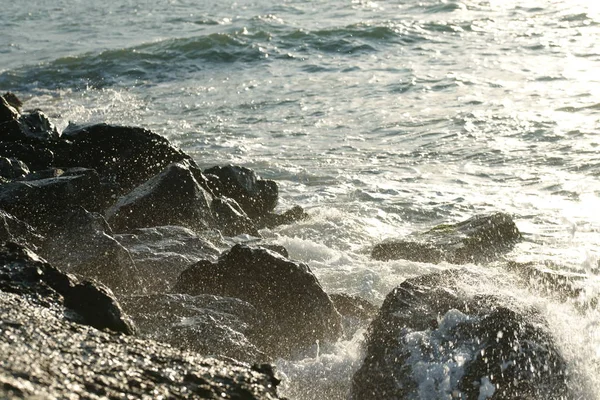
{"left": 372, "top": 212, "right": 521, "bottom": 264}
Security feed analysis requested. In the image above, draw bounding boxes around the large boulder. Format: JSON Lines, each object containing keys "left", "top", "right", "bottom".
{"left": 106, "top": 162, "right": 214, "bottom": 233}
{"left": 173, "top": 244, "right": 343, "bottom": 357}
{"left": 204, "top": 165, "right": 278, "bottom": 219}
{"left": 351, "top": 270, "right": 572, "bottom": 400}
{"left": 59, "top": 123, "right": 196, "bottom": 195}
{"left": 0, "top": 168, "right": 111, "bottom": 231}
{"left": 120, "top": 293, "right": 268, "bottom": 363}
{"left": 40, "top": 207, "right": 142, "bottom": 294}
{"left": 372, "top": 212, "right": 521, "bottom": 264}
{"left": 115, "top": 225, "right": 222, "bottom": 293}
{"left": 0, "top": 141, "right": 55, "bottom": 170}
{"left": 0, "top": 242, "right": 134, "bottom": 334}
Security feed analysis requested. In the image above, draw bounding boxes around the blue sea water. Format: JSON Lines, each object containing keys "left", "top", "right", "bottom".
{"left": 2, "top": 0, "right": 600, "bottom": 398}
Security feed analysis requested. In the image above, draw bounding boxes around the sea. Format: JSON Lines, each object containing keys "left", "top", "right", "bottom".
{"left": 2, "top": 0, "right": 600, "bottom": 398}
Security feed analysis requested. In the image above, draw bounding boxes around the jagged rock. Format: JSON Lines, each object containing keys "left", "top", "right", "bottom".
{"left": 330, "top": 293, "right": 378, "bottom": 340}
{"left": 204, "top": 165, "right": 278, "bottom": 219}
{"left": 0, "top": 210, "right": 43, "bottom": 250}
{"left": 0, "top": 168, "right": 110, "bottom": 231}
{"left": 212, "top": 196, "right": 260, "bottom": 236}
{"left": 0, "top": 293, "right": 283, "bottom": 399}
{"left": 372, "top": 212, "right": 521, "bottom": 264}
{"left": 351, "top": 270, "right": 571, "bottom": 400}
{"left": 40, "top": 207, "right": 142, "bottom": 294}
{"left": 120, "top": 293, "right": 268, "bottom": 363}
{"left": 173, "top": 244, "right": 343, "bottom": 357}
{"left": 0, "top": 141, "right": 55, "bottom": 170}
{"left": 106, "top": 162, "right": 214, "bottom": 233}
{"left": 60, "top": 123, "right": 195, "bottom": 194}
{"left": 0, "top": 156, "right": 29, "bottom": 179}
{"left": 115, "top": 225, "right": 222, "bottom": 293}
{"left": 2, "top": 92, "right": 22, "bottom": 111}
{"left": 0, "top": 94, "right": 58, "bottom": 143}
{"left": 0, "top": 242, "right": 134, "bottom": 334}
{"left": 255, "top": 205, "right": 310, "bottom": 230}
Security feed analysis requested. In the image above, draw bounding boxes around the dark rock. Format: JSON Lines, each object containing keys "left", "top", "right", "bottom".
{"left": 331, "top": 293, "right": 378, "bottom": 340}
{"left": 212, "top": 196, "right": 260, "bottom": 236}
{"left": 0, "top": 157, "right": 29, "bottom": 179}
{"left": 351, "top": 270, "right": 571, "bottom": 400}
{"left": 205, "top": 165, "right": 278, "bottom": 219}
{"left": 330, "top": 293, "right": 378, "bottom": 322}
{"left": 120, "top": 293, "right": 268, "bottom": 363}
{"left": 115, "top": 225, "right": 222, "bottom": 293}
{"left": 0, "top": 290, "right": 284, "bottom": 399}
{"left": 0, "top": 168, "right": 110, "bottom": 231}
{"left": 2, "top": 92, "right": 23, "bottom": 111}
{"left": 60, "top": 123, "right": 195, "bottom": 194}
{"left": 0, "top": 242, "right": 134, "bottom": 334}
{"left": 372, "top": 212, "right": 521, "bottom": 264}
{"left": 0, "top": 209, "right": 43, "bottom": 250}
{"left": 40, "top": 207, "right": 142, "bottom": 294}
{"left": 259, "top": 244, "right": 289, "bottom": 258}
{"left": 255, "top": 205, "right": 310, "bottom": 230}
{"left": 173, "top": 244, "right": 343, "bottom": 357}
{"left": 106, "top": 162, "right": 214, "bottom": 233}
{"left": 0, "top": 141, "right": 55, "bottom": 170}
{"left": 0, "top": 94, "right": 58, "bottom": 143}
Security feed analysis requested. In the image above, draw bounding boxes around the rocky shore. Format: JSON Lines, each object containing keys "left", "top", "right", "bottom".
{"left": 0, "top": 92, "right": 577, "bottom": 399}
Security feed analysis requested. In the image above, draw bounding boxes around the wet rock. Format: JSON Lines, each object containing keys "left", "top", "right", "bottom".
{"left": 173, "top": 244, "right": 343, "bottom": 357}
{"left": 0, "top": 156, "right": 29, "bottom": 179}
{"left": 351, "top": 270, "right": 571, "bottom": 400}
{"left": 120, "top": 293, "right": 268, "bottom": 363}
{"left": 60, "top": 123, "right": 195, "bottom": 195}
{"left": 255, "top": 205, "right": 310, "bottom": 230}
{"left": 0, "top": 168, "right": 110, "bottom": 231}
{"left": 0, "top": 94, "right": 58, "bottom": 143}
{"left": 40, "top": 207, "right": 142, "bottom": 294}
{"left": 330, "top": 293, "right": 379, "bottom": 339}
{"left": 204, "top": 165, "right": 278, "bottom": 219}
{"left": 212, "top": 196, "right": 260, "bottom": 236}
{"left": 0, "top": 242, "right": 134, "bottom": 334}
{"left": 0, "top": 290, "right": 283, "bottom": 399}
{"left": 372, "top": 212, "right": 521, "bottom": 264}
{"left": 0, "top": 209, "right": 43, "bottom": 250}
{"left": 115, "top": 225, "right": 222, "bottom": 293}
{"left": 106, "top": 162, "right": 214, "bottom": 233}
{"left": 0, "top": 141, "right": 54, "bottom": 170}
{"left": 2, "top": 92, "right": 22, "bottom": 111}
{"left": 505, "top": 261, "right": 587, "bottom": 303}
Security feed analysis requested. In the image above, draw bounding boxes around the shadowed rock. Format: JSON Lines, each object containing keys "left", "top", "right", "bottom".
{"left": 0, "top": 209, "right": 43, "bottom": 250}
{"left": 173, "top": 244, "right": 343, "bottom": 357}
{"left": 211, "top": 196, "right": 260, "bottom": 236}
{"left": 0, "top": 168, "right": 111, "bottom": 231}
{"left": 120, "top": 293, "right": 268, "bottom": 363}
{"left": 40, "top": 207, "right": 142, "bottom": 294}
{"left": 106, "top": 162, "right": 214, "bottom": 233}
{"left": 351, "top": 270, "right": 571, "bottom": 400}
{"left": 372, "top": 212, "right": 521, "bottom": 264}
{"left": 204, "top": 165, "right": 278, "bottom": 219}
{"left": 0, "top": 242, "right": 134, "bottom": 334}
{"left": 115, "top": 225, "right": 222, "bottom": 293}
{"left": 0, "top": 157, "right": 29, "bottom": 179}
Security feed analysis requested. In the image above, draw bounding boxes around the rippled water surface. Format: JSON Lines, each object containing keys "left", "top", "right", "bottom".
{"left": 3, "top": 0, "right": 600, "bottom": 398}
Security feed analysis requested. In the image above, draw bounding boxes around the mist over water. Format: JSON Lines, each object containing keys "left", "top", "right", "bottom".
{"left": 3, "top": 0, "right": 600, "bottom": 398}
